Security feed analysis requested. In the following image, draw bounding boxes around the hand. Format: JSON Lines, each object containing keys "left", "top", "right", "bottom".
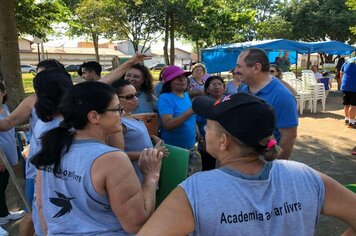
{"left": 154, "top": 140, "right": 169, "bottom": 157}
{"left": 130, "top": 52, "right": 153, "bottom": 64}
{"left": 139, "top": 148, "right": 163, "bottom": 181}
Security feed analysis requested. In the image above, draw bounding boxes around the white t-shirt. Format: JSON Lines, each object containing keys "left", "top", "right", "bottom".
{"left": 314, "top": 72, "right": 322, "bottom": 82}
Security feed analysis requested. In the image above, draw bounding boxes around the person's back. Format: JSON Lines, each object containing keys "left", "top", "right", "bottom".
{"left": 180, "top": 160, "right": 324, "bottom": 235}
{"left": 41, "top": 140, "right": 126, "bottom": 235}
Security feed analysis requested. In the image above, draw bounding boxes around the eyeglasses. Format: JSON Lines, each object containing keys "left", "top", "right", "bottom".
{"left": 269, "top": 70, "right": 276, "bottom": 73}
{"left": 209, "top": 83, "right": 224, "bottom": 88}
{"left": 100, "top": 105, "right": 124, "bottom": 115}
{"left": 118, "top": 93, "right": 139, "bottom": 100}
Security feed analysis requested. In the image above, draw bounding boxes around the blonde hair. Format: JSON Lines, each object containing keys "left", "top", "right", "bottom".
{"left": 192, "top": 63, "right": 206, "bottom": 73}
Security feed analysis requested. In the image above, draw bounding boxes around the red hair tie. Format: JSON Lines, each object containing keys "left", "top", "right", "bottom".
{"left": 266, "top": 139, "right": 277, "bottom": 149}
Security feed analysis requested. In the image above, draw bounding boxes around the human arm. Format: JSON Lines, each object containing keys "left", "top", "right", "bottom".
{"left": 100, "top": 53, "right": 152, "bottom": 85}
{"left": 320, "top": 172, "right": 356, "bottom": 234}
{"left": 160, "top": 108, "right": 194, "bottom": 131}
{"left": 137, "top": 187, "right": 195, "bottom": 236}
{"left": 277, "top": 127, "right": 297, "bottom": 160}
{"left": 0, "top": 95, "right": 36, "bottom": 131}
{"left": 35, "top": 171, "right": 47, "bottom": 235}
{"left": 91, "top": 149, "right": 163, "bottom": 233}
{"left": 188, "top": 89, "right": 205, "bottom": 99}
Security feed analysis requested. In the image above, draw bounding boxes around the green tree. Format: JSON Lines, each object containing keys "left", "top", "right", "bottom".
{"left": 256, "top": 15, "right": 293, "bottom": 40}
{"left": 68, "top": 0, "right": 116, "bottom": 62}
{"left": 177, "top": 0, "right": 255, "bottom": 61}
{"left": 107, "top": 0, "right": 165, "bottom": 53}
{"left": 0, "top": 0, "right": 25, "bottom": 110}
{"left": 281, "top": 0, "right": 356, "bottom": 43}
{"left": 1, "top": 0, "right": 67, "bottom": 109}
{"left": 16, "top": 0, "right": 69, "bottom": 39}
{"left": 277, "top": 0, "right": 356, "bottom": 63}
{"left": 346, "top": 0, "right": 356, "bottom": 35}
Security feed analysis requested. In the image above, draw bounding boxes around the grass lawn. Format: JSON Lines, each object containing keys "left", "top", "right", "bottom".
{"left": 22, "top": 70, "right": 162, "bottom": 96}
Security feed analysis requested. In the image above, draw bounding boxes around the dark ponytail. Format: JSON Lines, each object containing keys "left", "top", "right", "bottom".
{"left": 31, "top": 81, "right": 116, "bottom": 174}
{"left": 33, "top": 68, "right": 73, "bottom": 122}
{"left": 31, "top": 125, "right": 74, "bottom": 176}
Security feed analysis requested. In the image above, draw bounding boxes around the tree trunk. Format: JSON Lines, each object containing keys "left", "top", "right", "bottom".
{"left": 163, "top": 12, "right": 170, "bottom": 65}
{"left": 195, "top": 41, "right": 200, "bottom": 62}
{"left": 92, "top": 32, "right": 100, "bottom": 63}
{"left": 169, "top": 12, "right": 175, "bottom": 65}
{"left": 0, "top": 0, "right": 25, "bottom": 111}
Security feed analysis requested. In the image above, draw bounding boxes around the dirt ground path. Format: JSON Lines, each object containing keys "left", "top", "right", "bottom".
{"left": 3, "top": 87, "right": 356, "bottom": 235}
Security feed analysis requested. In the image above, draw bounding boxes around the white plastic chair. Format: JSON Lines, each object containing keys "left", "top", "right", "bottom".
{"left": 301, "top": 70, "right": 316, "bottom": 90}
{"left": 311, "top": 83, "right": 326, "bottom": 113}
{"left": 282, "top": 72, "right": 297, "bottom": 83}
{"left": 286, "top": 78, "right": 313, "bottom": 115}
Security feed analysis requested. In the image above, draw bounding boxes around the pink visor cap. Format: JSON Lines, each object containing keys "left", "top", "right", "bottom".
{"left": 162, "top": 65, "right": 191, "bottom": 82}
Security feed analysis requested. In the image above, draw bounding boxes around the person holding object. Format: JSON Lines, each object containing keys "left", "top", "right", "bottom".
{"left": 0, "top": 53, "right": 152, "bottom": 133}
{"left": 157, "top": 65, "right": 200, "bottom": 175}
{"left": 277, "top": 50, "right": 291, "bottom": 72}
{"left": 138, "top": 93, "right": 356, "bottom": 236}
{"left": 111, "top": 79, "right": 168, "bottom": 182}
{"left": 31, "top": 82, "right": 163, "bottom": 235}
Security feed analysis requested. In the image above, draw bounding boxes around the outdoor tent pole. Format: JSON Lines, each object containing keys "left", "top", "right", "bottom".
{"left": 0, "top": 150, "right": 31, "bottom": 212}
{"left": 295, "top": 52, "right": 298, "bottom": 74}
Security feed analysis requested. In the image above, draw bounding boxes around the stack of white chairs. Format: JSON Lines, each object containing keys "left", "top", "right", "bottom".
{"left": 282, "top": 72, "right": 297, "bottom": 84}
{"left": 287, "top": 78, "right": 313, "bottom": 115}
{"left": 311, "top": 83, "right": 326, "bottom": 112}
{"left": 301, "top": 70, "right": 326, "bottom": 113}
{"left": 301, "top": 70, "right": 316, "bottom": 89}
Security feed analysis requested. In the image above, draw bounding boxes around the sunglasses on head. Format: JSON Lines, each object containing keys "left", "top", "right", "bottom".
{"left": 118, "top": 93, "right": 139, "bottom": 100}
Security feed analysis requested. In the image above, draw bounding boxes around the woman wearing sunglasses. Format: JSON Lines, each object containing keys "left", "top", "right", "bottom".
{"left": 31, "top": 81, "right": 163, "bottom": 235}
{"left": 270, "top": 64, "right": 297, "bottom": 96}
{"left": 112, "top": 79, "right": 167, "bottom": 182}
{"left": 226, "top": 68, "right": 244, "bottom": 95}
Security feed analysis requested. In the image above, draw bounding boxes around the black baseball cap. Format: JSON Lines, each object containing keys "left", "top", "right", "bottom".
{"left": 192, "top": 93, "right": 276, "bottom": 148}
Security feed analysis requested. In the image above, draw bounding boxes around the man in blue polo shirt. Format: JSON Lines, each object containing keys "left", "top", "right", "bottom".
{"left": 235, "top": 48, "right": 298, "bottom": 159}
{"left": 340, "top": 57, "right": 356, "bottom": 129}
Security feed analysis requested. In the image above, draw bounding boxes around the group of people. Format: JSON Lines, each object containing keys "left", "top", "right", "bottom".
{"left": 0, "top": 48, "right": 355, "bottom": 235}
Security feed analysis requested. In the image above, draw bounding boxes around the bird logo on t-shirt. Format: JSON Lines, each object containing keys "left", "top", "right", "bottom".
{"left": 49, "top": 191, "right": 75, "bottom": 218}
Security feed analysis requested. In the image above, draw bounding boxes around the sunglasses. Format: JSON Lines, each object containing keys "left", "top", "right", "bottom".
{"left": 118, "top": 93, "right": 139, "bottom": 100}
{"left": 270, "top": 70, "right": 276, "bottom": 73}
{"left": 100, "top": 105, "right": 124, "bottom": 115}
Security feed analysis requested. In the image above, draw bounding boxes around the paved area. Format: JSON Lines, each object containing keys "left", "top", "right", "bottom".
{"left": 2, "top": 89, "right": 356, "bottom": 235}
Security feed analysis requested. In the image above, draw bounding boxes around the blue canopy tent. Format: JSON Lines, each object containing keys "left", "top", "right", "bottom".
{"left": 201, "top": 39, "right": 311, "bottom": 73}
{"left": 201, "top": 39, "right": 355, "bottom": 73}
{"left": 305, "top": 41, "right": 356, "bottom": 55}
